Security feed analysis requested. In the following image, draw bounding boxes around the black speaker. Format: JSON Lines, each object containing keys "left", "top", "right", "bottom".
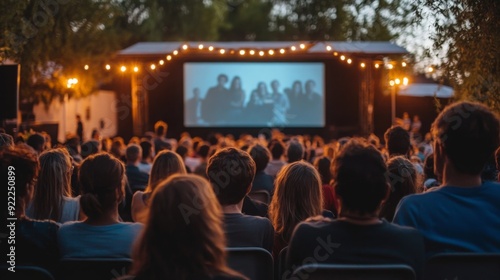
{"left": 0, "top": 64, "right": 20, "bottom": 120}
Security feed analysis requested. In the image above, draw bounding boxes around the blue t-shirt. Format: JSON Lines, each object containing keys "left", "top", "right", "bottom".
{"left": 58, "top": 221, "right": 143, "bottom": 259}
{"left": 393, "top": 181, "right": 500, "bottom": 257}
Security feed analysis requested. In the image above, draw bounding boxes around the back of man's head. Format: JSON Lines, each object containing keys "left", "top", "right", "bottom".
{"left": 384, "top": 126, "right": 411, "bottom": 157}
{"left": 269, "top": 140, "right": 285, "bottom": 160}
{"left": 207, "top": 147, "right": 256, "bottom": 206}
{"left": 140, "top": 140, "right": 153, "bottom": 160}
{"left": 154, "top": 121, "right": 167, "bottom": 137}
{"left": 432, "top": 101, "right": 500, "bottom": 175}
{"left": 126, "top": 143, "right": 142, "bottom": 164}
{"left": 27, "top": 133, "right": 46, "bottom": 153}
{"left": 287, "top": 141, "right": 304, "bottom": 163}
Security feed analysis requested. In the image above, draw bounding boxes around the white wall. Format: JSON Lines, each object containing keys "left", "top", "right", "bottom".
{"left": 33, "top": 90, "right": 118, "bottom": 143}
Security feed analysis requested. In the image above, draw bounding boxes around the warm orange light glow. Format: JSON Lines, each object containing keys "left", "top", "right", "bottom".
{"left": 67, "top": 78, "right": 78, "bottom": 88}
{"left": 84, "top": 65, "right": 89, "bottom": 70}
{"left": 291, "top": 46, "right": 296, "bottom": 51}
{"left": 182, "top": 44, "right": 188, "bottom": 50}
{"left": 173, "top": 50, "right": 178, "bottom": 55}
{"left": 299, "top": 43, "right": 305, "bottom": 49}
{"left": 427, "top": 66, "right": 434, "bottom": 72}
{"left": 387, "top": 64, "right": 394, "bottom": 69}
{"left": 395, "top": 78, "right": 401, "bottom": 85}
{"left": 360, "top": 62, "right": 366, "bottom": 68}
{"left": 159, "top": 60, "right": 164, "bottom": 65}
{"left": 326, "top": 46, "right": 332, "bottom": 51}
{"left": 389, "top": 80, "right": 395, "bottom": 86}
{"left": 198, "top": 44, "right": 204, "bottom": 49}
{"left": 249, "top": 50, "right": 255, "bottom": 55}
{"left": 280, "top": 49, "right": 285, "bottom": 54}
{"left": 340, "top": 55, "right": 346, "bottom": 61}
{"left": 347, "top": 58, "right": 352, "bottom": 64}
{"left": 268, "top": 50, "right": 274, "bottom": 55}
{"left": 208, "top": 46, "right": 214, "bottom": 51}
{"left": 167, "top": 55, "right": 172, "bottom": 61}
{"left": 403, "top": 77, "right": 409, "bottom": 85}
{"left": 333, "top": 52, "right": 338, "bottom": 56}
{"left": 133, "top": 66, "right": 139, "bottom": 73}
{"left": 105, "top": 64, "right": 111, "bottom": 70}
{"left": 402, "top": 62, "right": 407, "bottom": 67}
{"left": 150, "top": 64, "right": 156, "bottom": 70}
{"left": 220, "top": 49, "right": 225, "bottom": 54}
{"left": 375, "top": 63, "right": 380, "bottom": 69}
{"left": 120, "top": 66, "right": 126, "bottom": 72}
{"left": 259, "top": 51, "right": 264, "bottom": 56}
{"left": 239, "top": 50, "right": 245, "bottom": 55}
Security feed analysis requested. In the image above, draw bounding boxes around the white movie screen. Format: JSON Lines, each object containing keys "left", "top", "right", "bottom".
{"left": 184, "top": 62, "right": 325, "bottom": 127}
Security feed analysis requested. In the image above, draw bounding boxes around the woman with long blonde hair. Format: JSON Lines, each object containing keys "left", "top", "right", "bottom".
{"left": 131, "top": 174, "right": 246, "bottom": 280}
{"left": 27, "top": 148, "right": 80, "bottom": 223}
{"left": 269, "top": 161, "right": 324, "bottom": 257}
{"left": 131, "top": 150, "right": 187, "bottom": 222}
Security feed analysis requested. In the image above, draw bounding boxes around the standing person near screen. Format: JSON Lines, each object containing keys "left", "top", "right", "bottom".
{"left": 186, "top": 87, "right": 204, "bottom": 125}
{"left": 202, "top": 74, "right": 230, "bottom": 125}
{"left": 76, "top": 115, "right": 84, "bottom": 143}
{"left": 227, "top": 76, "right": 245, "bottom": 124}
{"left": 285, "top": 80, "right": 303, "bottom": 123}
{"left": 302, "top": 80, "right": 322, "bottom": 125}
{"left": 270, "top": 80, "right": 290, "bottom": 125}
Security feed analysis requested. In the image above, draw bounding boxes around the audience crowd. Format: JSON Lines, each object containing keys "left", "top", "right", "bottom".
{"left": 1, "top": 101, "right": 500, "bottom": 280}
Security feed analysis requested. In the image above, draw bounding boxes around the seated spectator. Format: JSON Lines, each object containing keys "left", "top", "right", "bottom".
{"left": 175, "top": 145, "right": 192, "bottom": 173}
{"left": 248, "top": 144, "right": 274, "bottom": 197}
{"left": 27, "top": 132, "right": 46, "bottom": 155}
{"left": 27, "top": 148, "right": 80, "bottom": 223}
{"left": 65, "top": 134, "right": 83, "bottom": 163}
{"left": 269, "top": 161, "right": 325, "bottom": 258}
{"left": 80, "top": 140, "right": 100, "bottom": 159}
{"left": 153, "top": 120, "right": 177, "bottom": 154}
{"left": 264, "top": 140, "right": 286, "bottom": 178}
{"left": 384, "top": 126, "right": 411, "bottom": 158}
{"left": 379, "top": 156, "right": 417, "bottom": 221}
{"left": 207, "top": 148, "right": 274, "bottom": 253}
{"left": 130, "top": 175, "right": 245, "bottom": 280}
{"left": 57, "top": 153, "right": 142, "bottom": 258}
{"left": 313, "top": 156, "right": 338, "bottom": 216}
{"left": 0, "top": 146, "right": 59, "bottom": 273}
{"left": 394, "top": 101, "right": 500, "bottom": 257}
{"left": 131, "top": 150, "right": 187, "bottom": 223}
{"left": 193, "top": 143, "right": 211, "bottom": 178}
{"left": 110, "top": 137, "right": 126, "bottom": 162}
{"left": 125, "top": 144, "right": 150, "bottom": 192}
{"left": 286, "top": 140, "right": 304, "bottom": 163}
{"left": 0, "top": 132, "right": 14, "bottom": 147}
{"left": 138, "top": 140, "right": 153, "bottom": 174}
{"left": 286, "top": 139, "right": 424, "bottom": 279}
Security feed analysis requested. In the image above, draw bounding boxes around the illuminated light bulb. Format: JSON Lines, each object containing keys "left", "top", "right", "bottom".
{"left": 387, "top": 64, "right": 394, "bottom": 69}
{"left": 150, "top": 64, "right": 156, "bottom": 70}
{"left": 173, "top": 50, "right": 178, "bottom": 55}
{"left": 291, "top": 46, "right": 296, "bottom": 51}
{"left": 299, "top": 43, "right": 305, "bottom": 49}
{"left": 375, "top": 63, "right": 380, "bottom": 69}
{"left": 167, "top": 55, "right": 172, "bottom": 61}
{"left": 249, "top": 50, "right": 255, "bottom": 55}
{"left": 268, "top": 50, "right": 274, "bottom": 55}
{"left": 120, "top": 66, "right": 126, "bottom": 72}
{"left": 208, "top": 46, "right": 214, "bottom": 51}
{"left": 105, "top": 64, "right": 111, "bottom": 70}
{"left": 279, "top": 49, "right": 285, "bottom": 54}
{"left": 198, "top": 44, "right": 204, "bottom": 49}
{"left": 220, "top": 49, "right": 225, "bottom": 54}
{"left": 239, "top": 50, "right": 245, "bottom": 55}
{"left": 427, "top": 66, "right": 434, "bottom": 72}
{"left": 333, "top": 52, "right": 338, "bottom": 56}
{"left": 402, "top": 62, "right": 407, "bottom": 67}
{"left": 230, "top": 50, "right": 235, "bottom": 54}
{"left": 360, "top": 62, "right": 366, "bottom": 68}
{"left": 347, "top": 58, "right": 352, "bottom": 64}
{"left": 133, "top": 66, "right": 139, "bottom": 73}
{"left": 259, "top": 51, "right": 264, "bottom": 56}
{"left": 403, "top": 77, "right": 409, "bottom": 85}
{"left": 389, "top": 80, "right": 395, "bottom": 86}
{"left": 326, "top": 45, "right": 332, "bottom": 51}
{"left": 340, "top": 55, "right": 346, "bottom": 61}
{"left": 395, "top": 78, "right": 401, "bottom": 85}
{"left": 182, "top": 44, "right": 188, "bottom": 50}
{"left": 84, "top": 64, "right": 89, "bottom": 70}
{"left": 159, "top": 60, "right": 164, "bottom": 65}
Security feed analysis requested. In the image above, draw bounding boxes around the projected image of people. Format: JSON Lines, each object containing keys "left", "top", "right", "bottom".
{"left": 184, "top": 62, "right": 325, "bottom": 127}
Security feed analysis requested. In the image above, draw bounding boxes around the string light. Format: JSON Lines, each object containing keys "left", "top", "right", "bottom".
{"left": 291, "top": 46, "right": 296, "bottom": 51}
{"left": 159, "top": 60, "right": 164, "bottom": 65}
{"left": 133, "top": 66, "right": 139, "bottom": 72}
{"left": 395, "top": 78, "right": 401, "bottom": 85}
{"left": 105, "top": 64, "right": 111, "bottom": 70}
{"left": 427, "top": 66, "right": 434, "bottom": 72}
{"left": 249, "top": 50, "right": 255, "bottom": 55}
{"left": 347, "top": 58, "right": 352, "bottom": 64}
{"left": 375, "top": 63, "right": 380, "bottom": 69}
{"left": 268, "top": 50, "right": 274, "bottom": 55}
{"left": 402, "top": 62, "right": 407, "bottom": 67}
{"left": 208, "top": 46, "right": 214, "bottom": 51}
{"left": 120, "top": 66, "right": 126, "bottom": 72}
{"left": 279, "top": 49, "right": 285, "bottom": 54}
{"left": 84, "top": 65, "right": 89, "bottom": 70}
{"left": 340, "top": 55, "right": 346, "bottom": 61}
{"left": 299, "top": 43, "right": 305, "bottom": 49}
{"left": 259, "top": 51, "right": 264, "bottom": 56}
{"left": 230, "top": 50, "right": 235, "bottom": 54}
{"left": 360, "top": 62, "right": 366, "bottom": 68}
{"left": 220, "top": 49, "right": 225, "bottom": 54}
{"left": 182, "top": 44, "right": 188, "bottom": 50}
{"left": 389, "top": 80, "right": 395, "bottom": 86}
{"left": 403, "top": 77, "right": 409, "bottom": 85}
{"left": 326, "top": 46, "right": 332, "bottom": 51}
{"left": 333, "top": 52, "right": 338, "bottom": 56}
{"left": 173, "top": 50, "right": 178, "bottom": 55}
{"left": 387, "top": 64, "right": 394, "bottom": 69}
{"left": 167, "top": 55, "right": 172, "bottom": 61}
{"left": 239, "top": 50, "right": 245, "bottom": 55}
{"left": 198, "top": 44, "right": 204, "bottom": 50}
{"left": 150, "top": 64, "right": 156, "bottom": 70}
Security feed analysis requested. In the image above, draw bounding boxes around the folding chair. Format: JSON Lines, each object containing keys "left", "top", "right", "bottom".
{"left": 226, "top": 247, "right": 274, "bottom": 280}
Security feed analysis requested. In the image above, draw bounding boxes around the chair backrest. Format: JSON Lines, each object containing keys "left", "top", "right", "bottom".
{"left": 0, "top": 265, "right": 55, "bottom": 280}
{"left": 276, "top": 246, "right": 288, "bottom": 280}
{"left": 59, "top": 258, "right": 133, "bottom": 280}
{"left": 226, "top": 247, "right": 273, "bottom": 280}
{"left": 248, "top": 190, "right": 270, "bottom": 204}
{"left": 292, "top": 264, "right": 416, "bottom": 280}
{"left": 424, "top": 253, "right": 500, "bottom": 280}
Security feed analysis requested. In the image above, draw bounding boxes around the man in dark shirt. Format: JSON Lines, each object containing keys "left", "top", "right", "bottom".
{"left": 286, "top": 139, "right": 424, "bottom": 279}
{"left": 125, "top": 144, "right": 149, "bottom": 193}
{"left": 248, "top": 144, "right": 274, "bottom": 197}
{"left": 207, "top": 148, "right": 274, "bottom": 253}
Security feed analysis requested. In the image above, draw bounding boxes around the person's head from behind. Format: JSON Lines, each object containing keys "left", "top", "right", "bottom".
{"left": 286, "top": 140, "right": 304, "bottom": 163}
{"left": 270, "top": 161, "right": 323, "bottom": 241}
{"left": 380, "top": 156, "right": 417, "bottom": 221}
{"left": 207, "top": 148, "right": 256, "bottom": 206}
{"left": 132, "top": 175, "right": 237, "bottom": 279}
{"left": 148, "top": 150, "right": 187, "bottom": 192}
{"left": 269, "top": 140, "right": 285, "bottom": 160}
{"left": 0, "top": 133, "right": 14, "bottom": 148}
{"left": 0, "top": 147, "right": 38, "bottom": 218}
{"left": 271, "top": 80, "right": 280, "bottom": 92}
{"left": 81, "top": 140, "right": 100, "bottom": 159}
{"left": 230, "top": 76, "right": 241, "bottom": 90}
{"left": 332, "top": 138, "right": 389, "bottom": 217}
{"left": 154, "top": 121, "right": 168, "bottom": 137}
{"left": 139, "top": 140, "right": 153, "bottom": 162}
{"left": 33, "top": 148, "right": 72, "bottom": 220}
{"left": 79, "top": 153, "right": 125, "bottom": 221}
{"left": 27, "top": 133, "right": 46, "bottom": 154}
{"left": 175, "top": 145, "right": 189, "bottom": 160}
{"left": 197, "top": 143, "right": 210, "bottom": 160}
{"left": 248, "top": 144, "right": 271, "bottom": 173}
{"left": 432, "top": 101, "right": 500, "bottom": 180}
{"left": 217, "top": 74, "right": 228, "bottom": 86}
{"left": 384, "top": 125, "right": 411, "bottom": 157}
{"left": 126, "top": 144, "right": 142, "bottom": 165}
{"left": 314, "top": 156, "right": 332, "bottom": 185}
